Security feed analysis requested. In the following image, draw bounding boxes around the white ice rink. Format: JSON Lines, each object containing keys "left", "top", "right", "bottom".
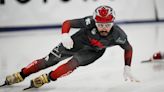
{"left": 0, "top": 23, "right": 164, "bottom": 92}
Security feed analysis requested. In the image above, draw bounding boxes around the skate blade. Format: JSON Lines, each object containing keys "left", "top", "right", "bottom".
{"left": 0, "top": 83, "right": 7, "bottom": 87}
{"left": 141, "top": 60, "right": 151, "bottom": 63}
{"left": 23, "top": 86, "right": 33, "bottom": 91}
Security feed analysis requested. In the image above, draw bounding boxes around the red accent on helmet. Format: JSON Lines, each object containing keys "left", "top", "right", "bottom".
{"left": 93, "top": 5, "right": 115, "bottom": 23}
{"left": 95, "top": 15, "right": 114, "bottom": 23}
{"left": 99, "top": 7, "right": 108, "bottom": 17}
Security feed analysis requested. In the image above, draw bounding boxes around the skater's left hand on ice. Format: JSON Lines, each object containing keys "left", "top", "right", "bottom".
{"left": 123, "top": 65, "right": 140, "bottom": 82}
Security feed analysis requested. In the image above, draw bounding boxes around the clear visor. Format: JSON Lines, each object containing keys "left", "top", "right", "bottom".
{"left": 95, "top": 23, "right": 114, "bottom": 28}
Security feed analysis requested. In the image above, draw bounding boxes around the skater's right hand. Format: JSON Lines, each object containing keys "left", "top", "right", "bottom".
{"left": 61, "top": 33, "right": 74, "bottom": 49}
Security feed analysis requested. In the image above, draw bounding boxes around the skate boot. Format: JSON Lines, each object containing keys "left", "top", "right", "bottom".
{"left": 0, "top": 72, "right": 24, "bottom": 87}
{"left": 5, "top": 72, "right": 24, "bottom": 85}
{"left": 23, "top": 74, "right": 50, "bottom": 90}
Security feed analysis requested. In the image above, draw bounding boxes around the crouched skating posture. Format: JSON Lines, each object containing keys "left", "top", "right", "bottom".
{"left": 2, "top": 5, "right": 139, "bottom": 89}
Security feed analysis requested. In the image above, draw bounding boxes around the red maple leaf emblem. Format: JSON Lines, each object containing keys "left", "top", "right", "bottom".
{"left": 98, "top": 7, "right": 109, "bottom": 17}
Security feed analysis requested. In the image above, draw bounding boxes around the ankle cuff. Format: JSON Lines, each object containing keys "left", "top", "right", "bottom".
{"left": 48, "top": 71, "right": 57, "bottom": 81}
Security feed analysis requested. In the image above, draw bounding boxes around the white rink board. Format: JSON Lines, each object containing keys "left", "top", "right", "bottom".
{"left": 1, "top": 0, "right": 164, "bottom": 27}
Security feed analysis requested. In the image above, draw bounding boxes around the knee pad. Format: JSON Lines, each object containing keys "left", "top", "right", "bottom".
{"left": 21, "top": 59, "right": 47, "bottom": 77}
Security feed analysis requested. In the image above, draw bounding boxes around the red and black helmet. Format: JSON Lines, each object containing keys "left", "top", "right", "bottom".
{"left": 93, "top": 5, "right": 115, "bottom": 23}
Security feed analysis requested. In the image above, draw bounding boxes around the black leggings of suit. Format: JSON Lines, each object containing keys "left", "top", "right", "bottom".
{"left": 21, "top": 43, "right": 105, "bottom": 78}
{"left": 43, "top": 44, "right": 106, "bottom": 67}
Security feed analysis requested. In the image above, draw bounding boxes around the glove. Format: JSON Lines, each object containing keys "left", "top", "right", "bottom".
{"left": 123, "top": 65, "right": 140, "bottom": 82}
{"left": 61, "top": 33, "right": 74, "bottom": 49}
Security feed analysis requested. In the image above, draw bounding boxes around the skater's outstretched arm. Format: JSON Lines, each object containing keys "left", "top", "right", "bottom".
{"left": 120, "top": 40, "right": 139, "bottom": 82}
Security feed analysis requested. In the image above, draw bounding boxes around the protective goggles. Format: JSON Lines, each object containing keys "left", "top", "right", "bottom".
{"left": 95, "top": 23, "right": 114, "bottom": 28}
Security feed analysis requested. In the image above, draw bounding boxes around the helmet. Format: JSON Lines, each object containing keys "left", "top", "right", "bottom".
{"left": 93, "top": 5, "right": 115, "bottom": 23}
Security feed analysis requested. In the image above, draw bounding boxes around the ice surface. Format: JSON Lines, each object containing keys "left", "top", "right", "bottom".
{"left": 0, "top": 23, "right": 164, "bottom": 92}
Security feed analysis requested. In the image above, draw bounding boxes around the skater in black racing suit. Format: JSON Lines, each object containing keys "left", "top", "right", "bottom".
{"left": 3, "top": 5, "right": 139, "bottom": 89}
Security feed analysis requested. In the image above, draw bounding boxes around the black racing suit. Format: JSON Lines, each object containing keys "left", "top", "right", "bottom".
{"left": 43, "top": 16, "right": 132, "bottom": 67}
{"left": 21, "top": 16, "right": 133, "bottom": 79}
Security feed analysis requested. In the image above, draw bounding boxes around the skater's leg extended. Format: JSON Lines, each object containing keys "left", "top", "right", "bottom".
{"left": 4, "top": 56, "right": 55, "bottom": 86}
{"left": 49, "top": 58, "right": 79, "bottom": 80}
{"left": 25, "top": 58, "right": 79, "bottom": 89}
{"left": 21, "top": 53, "right": 60, "bottom": 78}
{"left": 26, "top": 48, "right": 105, "bottom": 89}
{"left": 21, "top": 44, "right": 73, "bottom": 78}
{"left": 4, "top": 44, "right": 72, "bottom": 86}
{"left": 49, "top": 48, "right": 105, "bottom": 80}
